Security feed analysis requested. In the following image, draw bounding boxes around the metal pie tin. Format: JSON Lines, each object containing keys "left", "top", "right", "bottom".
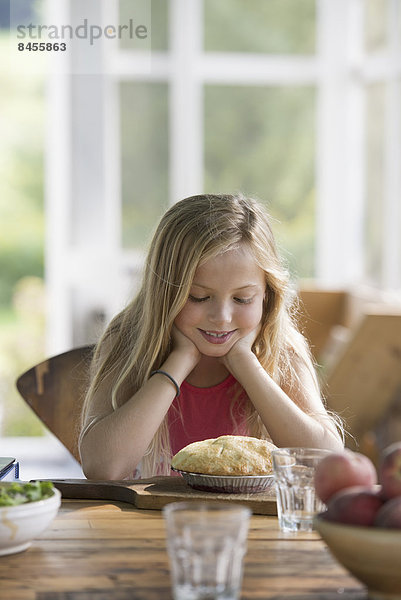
{"left": 172, "top": 468, "right": 274, "bottom": 494}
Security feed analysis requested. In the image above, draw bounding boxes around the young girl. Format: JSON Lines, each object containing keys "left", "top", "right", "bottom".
{"left": 79, "top": 194, "right": 343, "bottom": 480}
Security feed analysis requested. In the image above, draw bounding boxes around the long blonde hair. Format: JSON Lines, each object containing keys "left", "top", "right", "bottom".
{"left": 81, "top": 193, "right": 325, "bottom": 476}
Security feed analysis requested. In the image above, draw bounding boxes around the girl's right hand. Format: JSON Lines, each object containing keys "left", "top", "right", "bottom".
{"left": 171, "top": 325, "right": 201, "bottom": 365}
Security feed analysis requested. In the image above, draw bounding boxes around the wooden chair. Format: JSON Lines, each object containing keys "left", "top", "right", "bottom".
{"left": 15, "top": 345, "right": 94, "bottom": 463}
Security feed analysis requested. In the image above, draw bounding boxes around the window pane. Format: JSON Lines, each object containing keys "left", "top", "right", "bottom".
{"left": 398, "top": 2, "right": 401, "bottom": 40}
{"left": 204, "top": 85, "right": 316, "bottom": 278}
{"left": 204, "top": 0, "right": 316, "bottom": 54}
{"left": 120, "top": 82, "right": 169, "bottom": 249}
{"left": 119, "top": 0, "right": 168, "bottom": 51}
{"left": 364, "top": 0, "right": 387, "bottom": 52}
{"left": 0, "top": 0, "right": 46, "bottom": 437}
{"left": 365, "top": 84, "right": 385, "bottom": 282}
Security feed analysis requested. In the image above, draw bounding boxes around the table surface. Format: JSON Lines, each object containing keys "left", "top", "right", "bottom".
{"left": 0, "top": 498, "right": 367, "bottom": 600}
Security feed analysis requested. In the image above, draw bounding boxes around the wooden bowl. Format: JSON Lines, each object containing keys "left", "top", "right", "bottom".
{"left": 314, "top": 514, "right": 401, "bottom": 600}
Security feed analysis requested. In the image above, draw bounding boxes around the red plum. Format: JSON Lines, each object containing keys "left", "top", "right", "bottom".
{"left": 378, "top": 442, "right": 401, "bottom": 500}
{"left": 314, "top": 449, "right": 378, "bottom": 504}
{"left": 324, "top": 486, "right": 384, "bottom": 526}
{"left": 374, "top": 496, "right": 401, "bottom": 529}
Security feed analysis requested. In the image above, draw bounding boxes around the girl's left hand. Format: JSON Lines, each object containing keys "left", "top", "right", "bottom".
{"left": 221, "top": 324, "right": 261, "bottom": 370}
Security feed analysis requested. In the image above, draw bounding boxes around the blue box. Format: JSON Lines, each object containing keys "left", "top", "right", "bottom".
{"left": 0, "top": 457, "right": 20, "bottom": 481}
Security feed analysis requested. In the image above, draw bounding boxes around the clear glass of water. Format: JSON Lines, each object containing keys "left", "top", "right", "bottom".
{"left": 272, "top": 448, "right": 331, "bottom": 532}
{"left": 163, "top": 501, "right": 251, "bottom": 600}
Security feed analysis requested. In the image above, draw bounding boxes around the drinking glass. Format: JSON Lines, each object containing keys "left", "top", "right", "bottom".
{"left": 163, "top": 501, "right": 251, "bottom": 600}
{"left": 272, "top": 447, "right": 330, "bottom": 532}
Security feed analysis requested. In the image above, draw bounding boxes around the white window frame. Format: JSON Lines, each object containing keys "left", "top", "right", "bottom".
{"left": 316, "top": 0, "right": 401, "bottom": 288}
{"left": 45, "top": 0, "right": 401, "bottom": 354}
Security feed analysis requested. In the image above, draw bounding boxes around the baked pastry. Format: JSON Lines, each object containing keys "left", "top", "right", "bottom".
{"left": 171, "top": 435, "right": 277, "bottom": 476}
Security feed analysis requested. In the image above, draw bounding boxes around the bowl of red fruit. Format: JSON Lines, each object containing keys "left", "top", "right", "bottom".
{"left": 313, "top": 442, "right": 401, "bottom": 600}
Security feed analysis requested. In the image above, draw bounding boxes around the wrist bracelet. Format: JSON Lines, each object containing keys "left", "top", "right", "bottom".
{"left": 150, "top": 369, "right": 181, "bottom": 397}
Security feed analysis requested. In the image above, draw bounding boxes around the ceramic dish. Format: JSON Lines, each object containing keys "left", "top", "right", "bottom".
{"left": 314, "top": 514, "right": 401, "bottom": 600}
{"left": 0, "top": 483, "right": 61, "bottom": 556}
{"left": 172, "top": 468, "right": 275, "bottom": 494}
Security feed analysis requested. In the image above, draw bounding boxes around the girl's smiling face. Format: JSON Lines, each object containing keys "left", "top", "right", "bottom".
{"left": 174, "top": 244, "right": 266, "bottom": 357}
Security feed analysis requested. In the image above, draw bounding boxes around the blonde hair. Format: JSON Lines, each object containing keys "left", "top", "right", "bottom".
{"left": 81, "top": 193, "right": 332, "bottom": 476}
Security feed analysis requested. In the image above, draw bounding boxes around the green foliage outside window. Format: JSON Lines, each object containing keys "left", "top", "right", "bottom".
{"left": 204, "top": 0, "right": 316, "bottom": 54}
{"left": 1, "top": 0, "right": 319, "bottom": 436}
{"left": 121, "top": 2, "right": 317, "bottom": 279}
{"left": 204, "top": 85, "right": 316, "bottom": 278}
{"left": 0, "top": 31, "right": 46, "bottom": 436}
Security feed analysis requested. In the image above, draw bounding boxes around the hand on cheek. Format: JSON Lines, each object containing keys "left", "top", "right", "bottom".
{"left": 171, "top": 324, "right": 201, "bottom": 364}
{"left": 221, "top": 324, "right": 261, "bottom": 370}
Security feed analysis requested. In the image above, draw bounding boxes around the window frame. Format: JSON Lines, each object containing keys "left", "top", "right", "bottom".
{"left": 45, "top": 0, "right": 401, "bottom": 353}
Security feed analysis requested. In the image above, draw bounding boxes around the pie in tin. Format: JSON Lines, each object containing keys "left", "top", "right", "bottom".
{"left": 171, "top": 435, "right": 276, "bottom": 477}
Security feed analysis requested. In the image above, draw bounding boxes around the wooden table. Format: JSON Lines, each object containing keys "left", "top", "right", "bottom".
{"left": 0, "top": 498, "right": 367, "bottom": 600}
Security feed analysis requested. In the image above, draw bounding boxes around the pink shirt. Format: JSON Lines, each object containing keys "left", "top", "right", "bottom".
{"left": 167, "top": 374, "right": 250, "bottom": 456}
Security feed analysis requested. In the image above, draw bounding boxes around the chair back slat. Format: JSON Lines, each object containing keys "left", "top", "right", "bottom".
{"left": 16, "top": 345, "right": 94, "bottom": 463}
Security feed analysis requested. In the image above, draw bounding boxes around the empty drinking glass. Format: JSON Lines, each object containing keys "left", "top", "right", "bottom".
{"left": 163, "top": 501, "right": 251, "bottom": 600}
{"left": 272, "top": 448, "right": 330, "bottom": 532}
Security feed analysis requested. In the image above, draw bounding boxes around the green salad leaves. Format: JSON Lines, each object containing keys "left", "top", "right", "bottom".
{"left": 0, "top": 481, "right": 55, "bottom": 506}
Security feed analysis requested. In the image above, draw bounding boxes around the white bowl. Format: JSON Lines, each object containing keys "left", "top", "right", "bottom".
{"left": 0, "top": 484, "right": 61, "bottom": 556}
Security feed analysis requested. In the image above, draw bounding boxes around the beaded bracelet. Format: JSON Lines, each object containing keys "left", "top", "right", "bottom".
{"left": 150, "top": 369, "right": 181, "bottom": 397}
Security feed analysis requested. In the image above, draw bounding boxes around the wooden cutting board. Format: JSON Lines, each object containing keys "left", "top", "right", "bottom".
{"left": 50, "top": 476, "right": 277, "bottom": 516}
